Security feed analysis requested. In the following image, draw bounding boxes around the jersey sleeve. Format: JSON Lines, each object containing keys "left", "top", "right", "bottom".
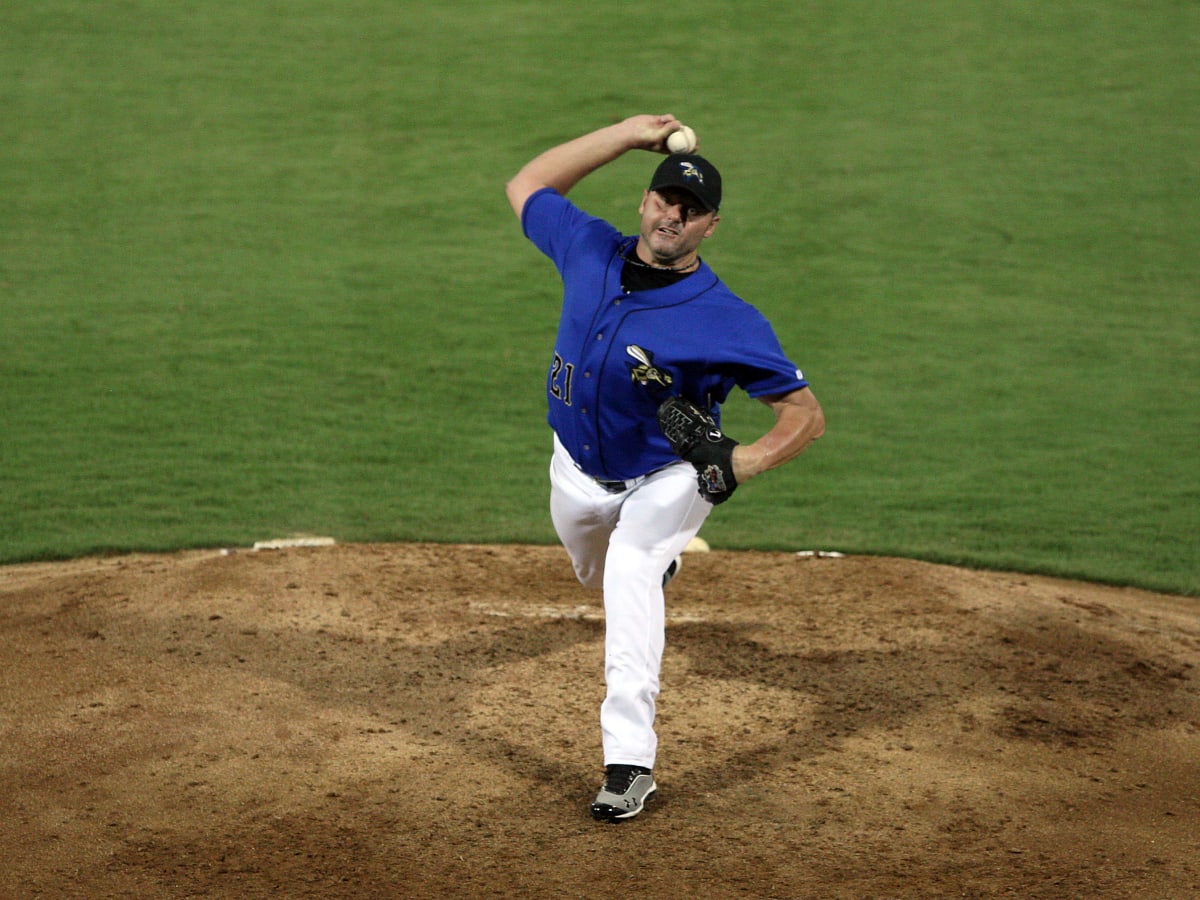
{"left": 721, "top": 310, "right": 810, "bottom": 399}
{"left": 521, "top": 188, "right": 619, "bottom": 274}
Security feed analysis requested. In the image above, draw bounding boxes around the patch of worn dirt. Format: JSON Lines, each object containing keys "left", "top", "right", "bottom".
{"left": 2, "top": 543, "right": 1198, "bottom": 898}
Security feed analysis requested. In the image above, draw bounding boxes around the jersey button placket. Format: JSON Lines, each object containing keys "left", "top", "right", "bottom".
{"left": 576, "top": 345, "right": 598, "bottom": 459}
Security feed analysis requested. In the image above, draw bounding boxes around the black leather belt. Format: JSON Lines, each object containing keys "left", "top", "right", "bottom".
{"left": 595, "top": 479, "right": 629, "bottom": 494}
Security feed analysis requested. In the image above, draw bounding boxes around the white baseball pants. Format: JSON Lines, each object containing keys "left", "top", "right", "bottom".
{"left": 549, "top": 434, "right": 712, "bottom": 770}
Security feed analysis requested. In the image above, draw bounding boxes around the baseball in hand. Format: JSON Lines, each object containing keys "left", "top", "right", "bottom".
{"left": 666, "top": 125, "right": 697, "bottom": 154}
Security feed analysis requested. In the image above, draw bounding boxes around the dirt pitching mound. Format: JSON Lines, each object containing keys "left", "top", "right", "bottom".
{"left": 2, "top": 542, "right": 1198, "bottom": 898}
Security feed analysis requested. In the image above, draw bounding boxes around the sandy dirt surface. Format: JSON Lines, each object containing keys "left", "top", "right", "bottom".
{"left": 2, "top": 542, "right": 1198, "bottom": 899}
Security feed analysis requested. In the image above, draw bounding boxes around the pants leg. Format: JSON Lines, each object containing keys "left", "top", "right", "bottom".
{"left": 547, "top": 436, "right": 711, "bottom": 770}
{"left": 549, "top": 436, "right": 622, "bottom": 589}
{"left": 598, "top": 465, "right": 710, "bottom": 769}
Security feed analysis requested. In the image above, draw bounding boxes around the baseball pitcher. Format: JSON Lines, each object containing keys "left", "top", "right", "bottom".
{"left": 505, "top": 114, "right": 826, "bottom": 822}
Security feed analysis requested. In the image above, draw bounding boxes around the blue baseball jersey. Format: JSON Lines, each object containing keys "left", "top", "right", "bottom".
{"left": 522, "top": 187, "right": 808, "bottom": 480}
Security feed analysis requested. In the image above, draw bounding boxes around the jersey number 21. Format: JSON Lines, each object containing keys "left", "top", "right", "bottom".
{"left": 550, "top": 353, "right": 574, "bottom": 406}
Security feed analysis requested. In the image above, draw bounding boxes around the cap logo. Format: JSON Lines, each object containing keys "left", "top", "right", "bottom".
{"left": 679, "top": 161, "right": 705, "bottom": 185}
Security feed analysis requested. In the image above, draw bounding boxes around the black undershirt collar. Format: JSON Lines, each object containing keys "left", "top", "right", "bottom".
{"left": 619, "top": 242, "right": 699, "bottom": 293}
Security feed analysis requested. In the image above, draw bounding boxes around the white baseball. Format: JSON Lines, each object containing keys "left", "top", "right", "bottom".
{"left": 667, "top": 125, "right": 697, "bottom": 154}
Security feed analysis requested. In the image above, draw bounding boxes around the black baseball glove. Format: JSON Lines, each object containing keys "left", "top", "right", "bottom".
{"left": 656, "top": 396, "right": 739, "bottom": 505}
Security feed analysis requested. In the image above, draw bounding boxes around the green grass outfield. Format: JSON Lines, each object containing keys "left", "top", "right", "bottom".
{"left": 2, "top": 2, "right": 1197, "bottom": 595}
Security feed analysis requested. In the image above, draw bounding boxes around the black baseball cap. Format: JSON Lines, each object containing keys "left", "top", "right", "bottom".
{"left": 648, "top": 154, "right": 722, "bottom": 211}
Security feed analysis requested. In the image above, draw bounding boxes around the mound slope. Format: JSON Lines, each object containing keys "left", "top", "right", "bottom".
{"left": 2, "top": 543, "right": 1197, "bottom": 898}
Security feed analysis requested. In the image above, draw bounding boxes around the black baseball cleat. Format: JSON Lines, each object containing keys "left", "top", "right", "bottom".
{"left": 590, "top": 764, "right": 657, "bottom": 822}
{"left": 662, "top": 555, "right": 682, "bottom": 588}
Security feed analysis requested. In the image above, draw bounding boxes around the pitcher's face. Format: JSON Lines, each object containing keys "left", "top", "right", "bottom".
{"left": 636, "top": 188, "right": 718, "bottom": 267}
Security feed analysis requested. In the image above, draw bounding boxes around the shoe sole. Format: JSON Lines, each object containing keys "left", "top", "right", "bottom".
{"left": 590, "top": 786, "right": 657, "bottom": 822}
